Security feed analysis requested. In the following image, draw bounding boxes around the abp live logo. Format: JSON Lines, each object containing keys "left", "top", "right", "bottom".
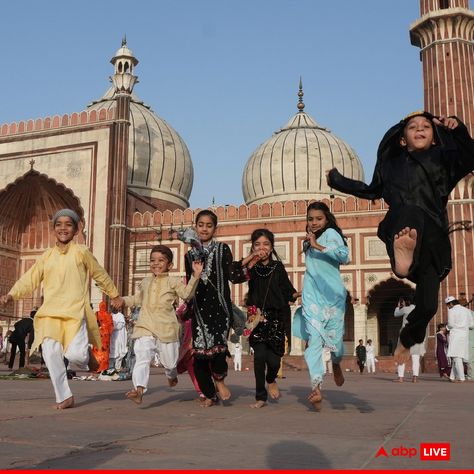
{"left": 375, "top": 442, "right": 450, "bottom": 461}
{"left": 420, "top": 443, "right": 450, "bottom": 461}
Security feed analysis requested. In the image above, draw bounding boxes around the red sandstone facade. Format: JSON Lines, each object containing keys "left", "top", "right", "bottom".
{"left": 1, "top": 2, "right": 473, "bottom": 362}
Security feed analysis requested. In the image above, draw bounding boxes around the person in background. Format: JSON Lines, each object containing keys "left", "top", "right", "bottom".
{"left": 445, "top": 296, "right": 474, "bottom": 383}
{"left": 233, "top": 342, "right": 242, "bottom": 372}
{"left": 394, "top": 297, "right": 427, "bottom": 383}
{"left": 7, "top": 309, "right": 36, "bottom": 370}
{"left": 365, "top": 339, "right": 376, "bottom": 374}
{"left": 435, "top": 322, "right": 451, "bottom": 380}
{"left": 355, "top": 339, "right": 366, "bottom": 375}
{"left": 109, "top": 308, "right": 128, "bottom": 372}
{"left": 323, "top": 346, "right": 333, "bottom": 375}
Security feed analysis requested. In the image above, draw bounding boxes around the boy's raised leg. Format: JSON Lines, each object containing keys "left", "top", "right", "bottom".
{"left": 393, "top": 228, "right": 417, "bottom": 277}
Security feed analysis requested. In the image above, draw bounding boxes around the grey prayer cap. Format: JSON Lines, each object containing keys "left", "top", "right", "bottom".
{"left": 52, "top": 209, "right": 80, "bottom": 227}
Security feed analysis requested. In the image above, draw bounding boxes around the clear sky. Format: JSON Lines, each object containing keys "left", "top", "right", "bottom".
{"left": 0, "top": 1, "right": 424, "bottom": 209}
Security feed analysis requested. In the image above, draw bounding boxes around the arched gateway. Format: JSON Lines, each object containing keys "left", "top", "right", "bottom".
{"left": 0, "top": 169, "right": 84, "bottom": 322}
{"left": 367, "top": 278, "right": 414, "bottom": 356}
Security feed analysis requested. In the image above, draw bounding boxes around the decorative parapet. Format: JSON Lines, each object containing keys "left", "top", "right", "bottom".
{"left": 130, "top": 197, "right": 389, "bottom": 228}
{"left": 0, "top": 108, "right": 115, "bottom": 137}
{"left": 129, "top": 176, "right": 473, "bottom": 229}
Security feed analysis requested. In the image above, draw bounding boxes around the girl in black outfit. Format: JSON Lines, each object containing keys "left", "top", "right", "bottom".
{"left": 327, "top": 112, "right": 474, "bottom": 363}
{"left": 243, "top": 229, "right": 299, "bottom": 408}
{"left": 185, "top": 210, "right": 251, "bottom": 407}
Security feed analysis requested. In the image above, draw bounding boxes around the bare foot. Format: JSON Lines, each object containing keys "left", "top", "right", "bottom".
{"left": 56, "top": 396, "right": 74, "bottom": 410}
{"left": 268, "top": 382, "right": 280, "bottom": 400}
{"left": 394, "top": 341, "right": 411, "bottom": 364}
{"left": 125, "top": 387, "right": 144, "bottom": 405}
{"left": 215, "top": 380, "right": 231, "bottom": 400}
{"left": 250, "top": 400, "right": 267, "bottom": 408}
{"left": 393, "top": 227, "right": 417, "bottom": 277}
{"left": 308, "top": 387, "right": 322, "bottom": 412}
{"left": 200, "top": 397, "right": 216, "bottom": 407}
{"left": 168, "top": 377, "right": 178, "bottom": 387}
{"left": 412, "top": 376, "right": 418, "bottom": 383}
{"left": 333, "top": 363, "right": 345, "bottom": 387}
{"left": 392, "top": 378, "right": 404, "bottom": 383}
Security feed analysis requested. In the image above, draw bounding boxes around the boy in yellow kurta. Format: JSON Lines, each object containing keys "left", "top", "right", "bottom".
{"left": 121, "top": 244, "right": 203, "bottom": 405}
{"left": 0, "top": 209, "right": 122, "bottom": 409}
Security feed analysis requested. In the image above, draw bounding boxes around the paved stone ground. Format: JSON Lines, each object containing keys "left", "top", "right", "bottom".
{"left": 0, "top": 364, "right": 472, "bottom": 470}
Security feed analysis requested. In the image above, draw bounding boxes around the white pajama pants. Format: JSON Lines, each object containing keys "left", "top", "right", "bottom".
{"left": 450, "top": 357, "right": 465, "bottom": 381}
{"left": 366, "top": 356, "right": 376, "bottom": 373}
{"left": 397, "top": 354, "right": 420, "bottom": 378}
{"left": 41, "top": 319, "right": 89, "bottom": 403}
{"left": 132, "top": 336, "right": 179, "bottom": 391}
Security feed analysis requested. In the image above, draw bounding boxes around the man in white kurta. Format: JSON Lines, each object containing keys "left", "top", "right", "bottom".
{"left": 109, "top": 310, "right": 128, "bottom": 371}
{"left": 233, "top": 342, "right": 242, "bottom": 371}
{"left": 445, "top": 296, "right": 474, "bottom": 382}
{"left": 394, "top": 298, "right": 426, "bottom": 382}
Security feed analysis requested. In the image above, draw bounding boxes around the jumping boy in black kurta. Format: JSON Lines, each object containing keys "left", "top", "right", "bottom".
{"left": 327, "top": 112, "right": 474, "bottom": 363}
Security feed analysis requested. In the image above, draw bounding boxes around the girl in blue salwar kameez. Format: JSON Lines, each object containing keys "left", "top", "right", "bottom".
{"left": 293, "top": 202, "right": 349, "bottom": 411}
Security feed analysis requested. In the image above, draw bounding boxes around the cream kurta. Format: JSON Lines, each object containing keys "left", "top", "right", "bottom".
{"left": 8, "top": 241, "right": 119, "bottom": 353}
{"left": 124, "top": 273, "right": 198, "bottom": 343}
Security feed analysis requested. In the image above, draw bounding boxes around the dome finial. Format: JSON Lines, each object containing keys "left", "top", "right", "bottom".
{"left": 122, "top": 35, "right": 127, "bottom": 47}
{"left": 297, "top": 76, "right": 305, "bottom": 112}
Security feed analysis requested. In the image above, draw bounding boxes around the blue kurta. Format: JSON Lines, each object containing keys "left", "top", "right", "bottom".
{"left": 293, "top": 228, "right": 349, "bottom": 388}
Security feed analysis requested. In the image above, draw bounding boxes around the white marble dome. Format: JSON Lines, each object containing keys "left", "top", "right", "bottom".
{"left": 242, "top": 89, "right": 364, "bottom": 205}
{"left": 88, "top": 88, "right": 193, "bottom": 209}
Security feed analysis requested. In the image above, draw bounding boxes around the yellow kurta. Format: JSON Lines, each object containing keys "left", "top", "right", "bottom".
{"left": 8, "top": 241, "right": 119, "bottom": 353}
{"left": 124, "top": 273, "right": 198, "bottom": 343}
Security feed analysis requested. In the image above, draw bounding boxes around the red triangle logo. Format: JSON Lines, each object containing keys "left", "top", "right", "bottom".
{"left": 375, "top": 446, "right": 388, "bottom": 458}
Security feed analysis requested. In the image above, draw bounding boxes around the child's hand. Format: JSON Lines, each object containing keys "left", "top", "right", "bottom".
{"left": 192, "top": 260, "right": 203, "bottom": 276}
{"left": 0, "top": 294, "right": 12, "bottom": 306}
{"left": 110, "top": 296, "right": 124, "bottom": 310}
{"left": 433, "top": 116, "right": 459, "bottom": 130}
{"left": 248, "top": 250, "right": 267, "bottom": 269}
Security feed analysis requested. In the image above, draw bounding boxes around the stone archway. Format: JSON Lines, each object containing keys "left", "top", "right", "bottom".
{"left": 367, "top": 278, "right": 414, "bottom": 356}
{"left": 0, "top": 169, "right": 85, "bottom": 248}
{"left": 0, "top": 169, "right": 85, "bottom": 322}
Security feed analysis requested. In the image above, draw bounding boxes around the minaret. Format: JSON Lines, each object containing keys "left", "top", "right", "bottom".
{"left": 410, "top": 1, "right": 474, "bottom": 135}
{"left": 107, "top": 37, "right": 138, "bottom": 294}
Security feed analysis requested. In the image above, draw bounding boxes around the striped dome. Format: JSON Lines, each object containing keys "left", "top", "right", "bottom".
{"left": 242, "top": 92, "right": 364, "bottom": 205}
{"left": 88, "top": 88, "right": 193, "bottom": 209}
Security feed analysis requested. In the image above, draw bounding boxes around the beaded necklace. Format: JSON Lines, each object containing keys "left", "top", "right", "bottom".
{"left": 253, "top": 261, "right": 277, "bottom": 278}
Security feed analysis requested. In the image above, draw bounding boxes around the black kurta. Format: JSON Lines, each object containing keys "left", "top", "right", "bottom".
{"left": 185, "top": 241, "right": 246, "bottom": 358}
{"left": 246, "top": 260, "right": 297, "bottom": 356}
{"left": 329, "top": 118, "right": 474, "bottom": 282}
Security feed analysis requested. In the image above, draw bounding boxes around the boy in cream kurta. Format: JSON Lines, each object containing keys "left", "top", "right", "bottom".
{"left": 122, "top": 245, "right": 203, "bottom": 405}
{"left": 0, "top": 209, "right": 122, "bottom": 409}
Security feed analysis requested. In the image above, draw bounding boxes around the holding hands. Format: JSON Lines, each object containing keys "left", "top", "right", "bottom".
{"left": 110, "top": 296, "right": 124, "bottom": 310}
{"left": 192, "top": 259, "right": 204, "bottom": 277}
